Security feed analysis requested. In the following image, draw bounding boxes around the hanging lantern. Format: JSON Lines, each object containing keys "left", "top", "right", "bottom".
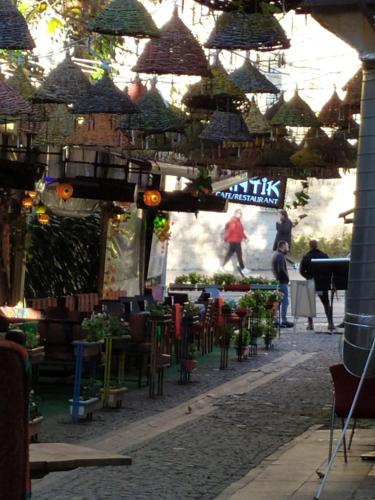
{"left": 35, "top": 204, "right": 47, "bottom": 214}
{"left": 38, "top": 213, "right": 50, "bottom": 225}
{"left": 143, "top": 189, "right": 162, "bottom": 207}
{"left": 21, "top": 196, "right": 33, "bottom": 209}
{"left": 56, "top": 182, "right": 74, "bottom": 200}
{"left": 25, "top": 190, "right": 37, "bottom": 199}
{"left": 153, "top": 213, "right": 170, "bottom": 241}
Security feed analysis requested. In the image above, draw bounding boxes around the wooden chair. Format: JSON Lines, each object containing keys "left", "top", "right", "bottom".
{"left": 0, "top": 340, "right": 30, "bottom": 499}
{"left": 329, "top": 364, "right": 375, "bottom": 462}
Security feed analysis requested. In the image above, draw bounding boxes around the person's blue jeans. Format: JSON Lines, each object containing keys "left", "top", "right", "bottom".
{"left": 278, "top": 283, "right": 289, "bottom": 324}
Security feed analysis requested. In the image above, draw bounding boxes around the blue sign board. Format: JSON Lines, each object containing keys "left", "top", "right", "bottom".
{"left": 214, "top": 177, "right": 286, "bottom": 209}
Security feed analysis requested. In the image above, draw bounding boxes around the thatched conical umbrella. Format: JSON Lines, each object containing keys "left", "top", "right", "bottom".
{"left": 342, "top": 68, "right": 362, "bottom": 115}
{"left": 0, "top": 0, "right": 35, "bottom": 50}
{"left": 271, "top": 90, "right": 319, "bottom": 127}
{"left": 32, "top": 55, "right": 92, "bottom": 105}
{"left": 230, "top": 58, "right": 279, "bottom": 94}
{"left": 245, "top": 99, "right": 271, "bottom": 135}
{"left": 205, "top": 11, "right": 290, "bottom": 51}
{"left": 88, "top": 0, "right": 160, "bottom": 38}
{"left": 33, "top": 104, "right": 75, "bottom": 147}
{"left": 199, "top": 111, "right": 251, "bottom": 142}
{"left": 119, "top": 82, "right": 185, "bottom": 133}
{"left": 182, "top": 60, "right": 246, "bottom": 111}
{"left": 0, "top": 78, "right": 31, "bottom": 115}
{"left": 71, "top": 73, "right": 139, "bottom": 114}
{"left": 132, "top": 7, "right": 210, "bottom": 77}
{"left": 319, "top": 89, "right": 344, "bottom": 128}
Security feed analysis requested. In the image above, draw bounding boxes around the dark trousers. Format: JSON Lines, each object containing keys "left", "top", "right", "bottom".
{"left": 309, "top": 291, "right": 333, "bottom": 326}
{"left": 224, "top": 242, "right": 244, "bottom": 269}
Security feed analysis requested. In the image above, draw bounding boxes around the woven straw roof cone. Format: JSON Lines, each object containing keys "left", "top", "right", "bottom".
{"left": 342, "top": 68, "right": 362, "bottom": 113}
{"left": 199, "top": 110, "right": 252, "bottom": 142}
{"left": 230, "top": 58, "right": 279, "bottom": 94}
{"left": 254, "top": 137, "right": 298, "bottom": 168}
{"left": 72, "top": 72, "right": 139, "bottom": 114}
{"left": 265, "top": 94, "right": 284, "bottom": 121}
{"left": 319, "top": 89, "right": 345, "bottom": 127}
{"left": 0, "top": 78, "right": 32, "bottom": 115}
{"left": 0, "top": 0, "right": 35, "bottom": 50}
{"left": 33, "top": 104, "right": 75, "bottom": 146}
{"left": 205, "top": 11, "right": 290, "bottom": 51}
{"left": 194, "top": 0, "right": 301, "bottom": 13}
{"left": 128, "top": 77, "right": 147, "bottom": 103}
{"left": 271, "top": 90, "right": 319, "bottom": 127}
{"left": 132, "top": 7, "right": 210, "bottom": 77}
{"left": 7, "top": 66, "right": 47, "bottom": 123}
{"left": 88, "top": 0, "right": 160, "bottom": 38}
{"left": 32, "top": 54, "right": 92, "bottom": 105}
{"left": 340, "top": 117, "right": 359, "bottom": 140}
{"left": 182, "top": 60, "right": 246, "bottom": 111}
{"left": 119, "top": 81, "right": 185, "bottom": 133}
{"left": 245, "top": 99, "right": 271, "bottom": 135}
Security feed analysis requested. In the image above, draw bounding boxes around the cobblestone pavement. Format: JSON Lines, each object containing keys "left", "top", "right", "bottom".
{"left": 33, "top": 323, "right": 345, "bottom": 500}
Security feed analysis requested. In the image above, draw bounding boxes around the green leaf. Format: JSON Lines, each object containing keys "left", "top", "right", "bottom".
{"left": 47, "top": 17, "right": 64, "bottom": 34}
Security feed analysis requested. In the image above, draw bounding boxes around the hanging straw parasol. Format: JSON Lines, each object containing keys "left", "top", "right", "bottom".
{"left": 119, "top": 81, "right": 185, "bottom": 133}
{"left": 88, "top": 0, "right": 160, "bottom": 38}
{"left": 32, "top": 54, "right": 92, "bottom": 105}
{"left": 230, "top": 58, "right": 279, "bottom": 94}
{"left": 205, "top": 11, "right": 290, "bottom": 51}
{"left": 199, "top": 111, "right": 252, "bottom": 142}
{"left": 270, "top": 90, "right": 319, "bottom": 127}
{"left": 342, "top": 68, "right": 362, "bottom": 115}
{"left": 0, "top": 0, "right": 35, "bottom": 50}
{"left": 319, "top": 88, "right": 345, "bottom": 128}
{"left": 132, "top": 7, "right": 210, "bottom": 77}
{"left": 71, "top": 72, "right": 139, "bottom": 115}
{"left": 244, "top": 98, "right": 271, "bottom": 135}
{"left": 182, "top": 59, "right": 246, "bottom": 111}
{"left": 0, "top": 78, "right": 32, "bottom": 116}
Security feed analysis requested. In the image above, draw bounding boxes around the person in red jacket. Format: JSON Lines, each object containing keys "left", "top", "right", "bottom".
{"left": 222, "top": 209, "right": 250, "bottom": 276}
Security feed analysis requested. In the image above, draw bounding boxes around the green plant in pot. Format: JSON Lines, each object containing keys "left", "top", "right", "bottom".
{"left": 221, "top": 302, "right": 233, "bottom": 316}
{"left": 81, "top": 313, "right": 107, "bottom": 342}
{"left": 183, "top": 301, "right": 201, "bottom": 319}
{"left": 148, "top": 303, "right": 172, "bottom": 318}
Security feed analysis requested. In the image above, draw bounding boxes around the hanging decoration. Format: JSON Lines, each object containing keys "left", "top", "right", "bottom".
{"left": 88, "top": 0, "right": 160, "bottom": 38}
{"left": 32, "top": 54, "right": 92, "bottom": 106}
{"left": 342, "top": 68, "right": 362, "bottom": 115}
{"left": 199, "top": 111, "right": 252, "bottom": 142}
{"left": 230, "top": 58, "right": 279, "bottom": 94}
{"left": 153, "top": 213, "right": 171, "bottom": 241}
{"left": 205, "top": 12, "right": 290, "bottom": 51}
{"left": 132, "top": 7, "right": 210, "bottom": 77}
{"left": 270, "top": 90, "right": 320, "bottom": 128}
{"left": 143, "top": 189, "right": 162, "bottom": 207}
{"left": 319, "top": 89, "right": 345, "bottom": 128}
{"left": 37, "top": 213, "right": 50, "bottom": 225}
{"left": 21, "top": 196, "right": 33, "bottom": 210}
{"left": 0, "top": 0, "right": 35, "bottom": 50}
{"left": 56, "top": 183, "right": 74, "bottom": 201}
{"left": 245, "top": 98, "right": 271, "bottom": 137}
{"left": 128, "top": 76, "right": 147, "bottom": 104}
{"left": 0, "top": 78, "right": 32, "bottom": 116}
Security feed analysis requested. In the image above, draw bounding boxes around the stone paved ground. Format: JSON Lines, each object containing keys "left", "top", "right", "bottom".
{"left": 33, "top": 317, "right": 348, "bottom": 499}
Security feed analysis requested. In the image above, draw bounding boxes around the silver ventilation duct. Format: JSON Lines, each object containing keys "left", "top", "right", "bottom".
{"left": 343, "top": 53, "right": 375, "bottom": 378}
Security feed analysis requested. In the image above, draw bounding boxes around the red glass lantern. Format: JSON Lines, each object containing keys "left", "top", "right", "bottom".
{"left": 56, "top": 183, "right": 74, "bottom": 201}
{"left": 143, "top": 190, "right": 162, "bottom": 207}
{"left": 38, "top": 213, "right": 50, "bottom": 225}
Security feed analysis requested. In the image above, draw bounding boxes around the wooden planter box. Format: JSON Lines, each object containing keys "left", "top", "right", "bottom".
{"left": 69, "top": 397, "right": 101, "bottom": 420}
{"left": 73, "top": 341, "right": 103, "bottom": 361}
{"left": 182, "top": 359, "right": 197, "bottom": 372}
{"left": 27, "top": 346, "right": 45, "bottom": 365}
{"left": 29, "top": 416, "right": 43, "bottom": 443}
{"left": 223, "top": 284, "right": 251, "bottom": 292}
{"left": 103, "top": 387, "right": 128, "bottom": 409}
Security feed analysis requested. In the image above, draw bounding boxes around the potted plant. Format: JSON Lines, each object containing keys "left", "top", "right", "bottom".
{"left": 29, "top": 390, "right": 43, "bottom": 442}
{"left": 80, "top": 313, "right": 106, "bottom": 360}
{"left": 221, "top": 302, "right": 232, "bottom": 316}
{"left": 232, "top": 328, "right": 249, "bottom": 360}
{"left": 69, "top": 378, "right": 102, "bottom": 420}
{"left": 183, "top": 301, "right": 201, "bottom": 322}
{"left": 148, "top": 303, "right": 172, "bottom": 321}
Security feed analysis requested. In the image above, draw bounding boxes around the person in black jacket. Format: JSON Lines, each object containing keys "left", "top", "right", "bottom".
{"left": 273, "top": 210, "right": 293, "bottom": 251}
{"left": 272, "top": 240, "right": 294, "bottom": 328}
{"left": 299, "top": 240, "right": 334, "bottom": 331}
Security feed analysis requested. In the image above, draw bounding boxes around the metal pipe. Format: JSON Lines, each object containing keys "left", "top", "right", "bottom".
{"left": 343, "top": 53, "right": 375, "bottom": 378}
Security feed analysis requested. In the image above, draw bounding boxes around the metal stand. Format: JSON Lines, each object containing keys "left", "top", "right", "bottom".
{"left": 314, "top": 334, "right": 375, "bottom": 499}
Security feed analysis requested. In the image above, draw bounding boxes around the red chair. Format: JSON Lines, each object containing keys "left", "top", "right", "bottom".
{"left": 0, "top": 340, "right": 30, "bottom": 499}
{"left": 329, "top": 364, "right": 375, "bottom": 462}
